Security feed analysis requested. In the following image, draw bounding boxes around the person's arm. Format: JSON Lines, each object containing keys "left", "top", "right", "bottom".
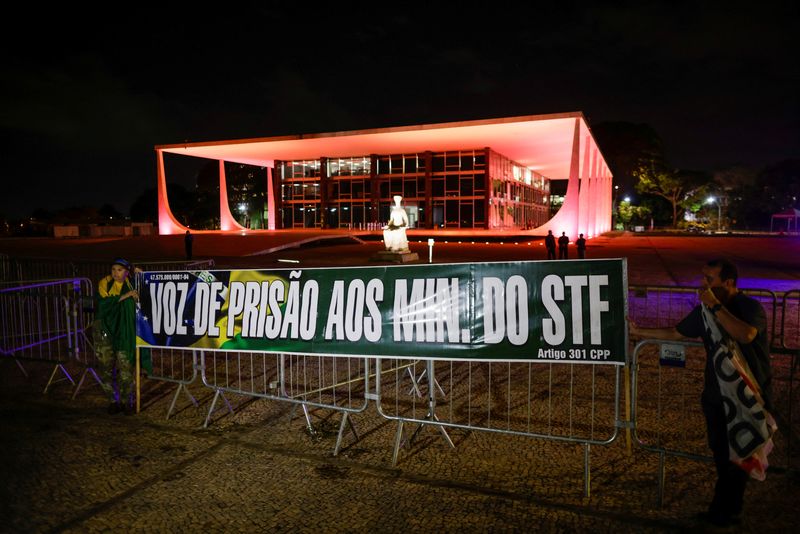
{"left": 119, "top": 290, "right": 138, "bottom": 302}
{"left": 118, "top": 278, "right": 139, "bottom": 302}
{"left": 698, "top": 289, "right": 758, "bottom": 344}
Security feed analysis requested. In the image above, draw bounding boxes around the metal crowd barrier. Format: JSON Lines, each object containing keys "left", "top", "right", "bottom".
{"left": 629, "top": 285, "right": 780, "bottom": 347}
{"left": 198, "top": 350, "right": 370, "bottom": 448}
{"left": 138, "top": 345, "right": 623, "bottom": 497}
{"left": 0, "top": 257, "right": 215, "bottom": 285}
{"left": 779, "top": 290, "right": 800, "bottom": 350}
{"left": 4, "top": 276, "right": 793, "bottom": 502}
{"left": 374, "top": 357, "right": 621, "bottom": 484}
{"left": 0, "top": 278, "right": 96, "bottom": 394}
{"left": 146, "top": 347, "right": 201, "bottom": 420}
{"left": 0, "top": 253, "right": 10, "bottom": 281}
{"left": 631, "top": 338, "right": 797, "bottom": 507}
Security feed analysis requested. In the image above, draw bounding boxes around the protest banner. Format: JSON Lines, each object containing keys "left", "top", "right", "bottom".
{"left": 137, "top": 260, "right": 627, "bottom": 364}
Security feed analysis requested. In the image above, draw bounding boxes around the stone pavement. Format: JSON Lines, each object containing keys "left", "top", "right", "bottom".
{"left": 1, "top": 357, "right": 797, "bottom": 533}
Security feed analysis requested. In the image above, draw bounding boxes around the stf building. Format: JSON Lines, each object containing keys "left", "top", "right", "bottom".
{"left": 155, "top": 112, "right": 612, "bottom": 239}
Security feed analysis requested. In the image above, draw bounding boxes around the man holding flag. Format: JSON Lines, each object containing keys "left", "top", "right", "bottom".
{"left": 629, "top": 258, "right": 776, "bottom": 528}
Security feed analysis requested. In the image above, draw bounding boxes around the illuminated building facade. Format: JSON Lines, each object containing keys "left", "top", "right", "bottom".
{"left": 155, "top": 112, "right": 612, "bottom": 238}
{"left": 275, "top": 149, "right": 550, "bottom": 231}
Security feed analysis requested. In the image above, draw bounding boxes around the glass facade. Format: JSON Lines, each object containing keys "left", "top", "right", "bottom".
{"left": 487, "top": 149, "right": 550, "bottom": 230}
{"left": 428, "top": 150, "right": 486, "bottom": 229}
{"left": 277, "top": 148, "right": 549, "bottom": 230}
{"left": 280, "top": 160, "right": 321, "bottom": 228}
{"left": 376, "top": 153, "right": 426, "bottom": 228}
{"left": 328, "top": 156, "right": 371, "bottom": 229}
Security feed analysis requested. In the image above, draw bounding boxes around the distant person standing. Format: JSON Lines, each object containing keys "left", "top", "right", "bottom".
{"left": 558, "top": 232, "right": 569, "bottom": 259}
{"left": 184, "top": 230, "right": 193, "bottom": 260}
{"left": 576, "top": 233, "right": 587, "bottom": 259}
{"left": 544, "top": 230, "right": 557, "bottom": 260}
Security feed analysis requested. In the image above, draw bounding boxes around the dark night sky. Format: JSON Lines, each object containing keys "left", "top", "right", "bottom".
{"left": 1, "top": 2, "right": 797, "bottom": 219}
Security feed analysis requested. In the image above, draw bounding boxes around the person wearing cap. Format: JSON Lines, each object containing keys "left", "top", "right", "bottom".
{"left": 94, "top": 258, "right": 142, "bottom": 415}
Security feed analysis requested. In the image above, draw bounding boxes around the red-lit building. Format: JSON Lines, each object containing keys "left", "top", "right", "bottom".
{"left": 155, "top": 112, "right": 612, "bottom": 238}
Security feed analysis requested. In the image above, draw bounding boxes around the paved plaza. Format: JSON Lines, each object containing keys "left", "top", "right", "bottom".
{"left": 1, "top": 232, "right": 798, "bottom": 532}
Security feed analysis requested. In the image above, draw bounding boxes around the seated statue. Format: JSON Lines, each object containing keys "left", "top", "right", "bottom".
{"left": 383, "top": 195, "right": 410, "bottom": 253}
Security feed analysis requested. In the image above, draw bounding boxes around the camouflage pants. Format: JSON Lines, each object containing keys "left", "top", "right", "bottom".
{"left": 93, "top": 324, "right": 134, "bottom": 403}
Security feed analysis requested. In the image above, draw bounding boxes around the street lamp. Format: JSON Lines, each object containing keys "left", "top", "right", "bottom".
{"left": 706, "top": 196, "right": 721, "bottom": 232}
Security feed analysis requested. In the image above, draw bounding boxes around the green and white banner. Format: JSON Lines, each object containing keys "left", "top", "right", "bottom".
{"left": 136, "top": 260, "right": 627, "bottom": 364}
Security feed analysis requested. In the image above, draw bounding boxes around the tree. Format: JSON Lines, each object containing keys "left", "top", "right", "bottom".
{"left": 633, "top": 161, "right": 706, "bottom": 228}
{"left": 711, "top": 166, "right": 757, "bottom": 230}
{"left": 758, "top": 159, "right": 800, "bottom": 214}
{"left": 617, "top": 199, "right": 652, "bottom": 229}
{"left": 713, "top": 160, "right": 799, "bottom": 230}
{"left": 592, "top": 122, "right": 664, "bottom": 197}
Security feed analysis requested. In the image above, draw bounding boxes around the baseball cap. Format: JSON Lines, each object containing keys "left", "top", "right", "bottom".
{"left": 111, "top": 258, "right": 132, "bottom": 270}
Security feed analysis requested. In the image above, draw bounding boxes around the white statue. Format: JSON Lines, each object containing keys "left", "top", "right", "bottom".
{"left": 383, "top": 195, "right": 410, "bottom": 253}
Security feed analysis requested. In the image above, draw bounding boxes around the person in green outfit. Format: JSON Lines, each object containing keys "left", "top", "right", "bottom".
{"left": 94, "top": 258, "right": 142, "bottom": 415}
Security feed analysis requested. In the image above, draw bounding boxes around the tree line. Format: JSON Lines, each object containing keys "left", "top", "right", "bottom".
{"left": 593, "top": 122, "right": 799, "bottom": 231}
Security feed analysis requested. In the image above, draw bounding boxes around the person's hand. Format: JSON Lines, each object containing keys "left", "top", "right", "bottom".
{"left": 121, "top": 290, "right": 139, "bottom": 302}
{"left": 133, "top": 267, "right": 143, "bottom": 275}
{"left": 698, "top": 288, "right": 720, "bottom": 308}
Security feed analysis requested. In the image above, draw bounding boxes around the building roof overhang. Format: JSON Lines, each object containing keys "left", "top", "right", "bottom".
{"left": 156, "top": 111, "right": 608, "bottom": 180}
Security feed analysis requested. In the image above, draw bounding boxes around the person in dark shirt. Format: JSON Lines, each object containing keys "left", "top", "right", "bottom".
{"left": 576, "top": 233, "right": 586, "bottom": 259}
{"left": 544, "top": 230, "right": 556, "bottom": 260}
{"left": 184, "top": 230, "right": 194, "bottom": 260}
{"left": 557, "top": 232, "right": 569, "bottom": 259}
{"left": 629, "top": 259, "right": 773, "bottom": 528}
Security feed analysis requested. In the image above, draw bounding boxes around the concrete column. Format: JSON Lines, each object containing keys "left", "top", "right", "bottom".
{"left": 424, "top": 151, "right": 433, "bottom": 229}
{"left": 219, "top": 160, "right": 247, "bottom": 231}
{"left": 370, "top": 154, "right": 380, "bottom": 225}
{"left": 594, "top": 158, "right": 602, "bottom": 236}
{"left": 483, "top": 148, "right": 492, "bottom": 230}
{"left": 587, "top": 147, "right": 598, "bottom": 237}
{"left": 319, "top": 157, "right": 329, "bottom": 229}
{"left": 606, "top": 169, "right": 613, "bottom": 232}
{"left": 601, "top": 171, "right": 608, "bottom": 234}
{"left": 578, "top": 136, "right": 592, "bottom": 237}
{"left": 267, "top": 166, "right": 276, "bottom": 230}
{"left": 272, "top": 161, "right": 283, "bottom": 229}
{"left": 529, "top": 117, "right": 581, "bottom": 237}
{"left": 156, "top": 149, "right": 189, "bottom": 235}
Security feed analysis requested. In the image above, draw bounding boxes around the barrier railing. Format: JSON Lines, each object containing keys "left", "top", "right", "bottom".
{"left": 0, "top": 253, "right": 10, "bottom": 281}
{"left": 629, "top": 285, "right": 781, "bottom": 348}
{"left": 780, "top": 290, "right": 800, "bottom": 350}
{"left": 0, "top": 278, "right": 95, "bottom": 394}
{"left": 146, "top": 347, "right": 201, "bottom": 420}
{"left": 0, "top": 257, "right": 215, "bottom": 284}
{"left": 140, "top": 346, "right": 623, "bottom": 497}
{"left": 198, "top": 350, "right": 370, "bottom": 444}
{"left": 631, "top": 339, "right": 797, "bottom": 506}
{"left": 374, "top": 358, "right": 621, "bottom": 477}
